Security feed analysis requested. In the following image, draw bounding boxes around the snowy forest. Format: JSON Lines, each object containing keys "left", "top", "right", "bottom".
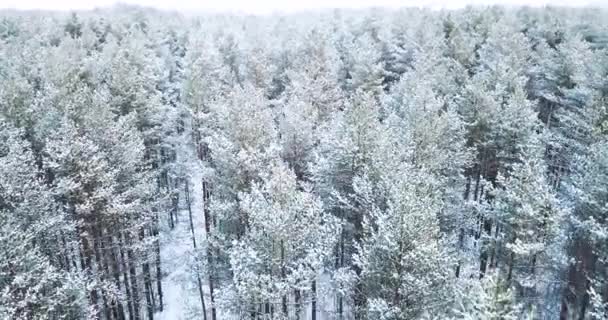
{"left": 1, "top": 4, "right": 608, "bottom": 320}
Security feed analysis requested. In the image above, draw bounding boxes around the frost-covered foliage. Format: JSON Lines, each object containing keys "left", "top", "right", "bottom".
{"left": 1, "top": 4, "right": 608, "bottom": 320}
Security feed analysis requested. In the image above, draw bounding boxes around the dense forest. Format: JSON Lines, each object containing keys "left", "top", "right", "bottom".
{"left": 1, "top": 4, "right": 608, "bottom": 320}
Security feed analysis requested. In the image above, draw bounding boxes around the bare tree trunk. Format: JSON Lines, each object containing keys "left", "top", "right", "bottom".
{"left": 579, "top": 252, "right": 598, "bottom": 320}
{"left": 61, "top": 233, "right": 72, "bottom": 272}
{"left": 280, "top": 240, "right": 288, "bottom": 317}
{"left": 139, "top": 229, "right": 154, "bottom": 320}
{"left": 196, "top": 274, "right": 208, "bottom": 320}
{"left": 125, "top": 233, "right": 141, "bottom": 320}
{"left": 311, "top": 281, "right": 317, "bottom": 320}
{"left": 294, "top": 289, "right": 301, "bottom": 320}
{"left": 455, "top": 227, "right": 465, "bottom": 278}
{"left": 490, "top": 224, "right": 501, "bottom": 269}
{"left": 186, "top": 181, "right": 208, "bottom": 319}
{"left": 152, "top": 217, "right": 164, "bottom": 312}
{"left": 473, "top": 162, "right": 482, "bottom": 240}
{"left": 479, "top": 218, "right": 493, "bottom": 278}
{"left": 69, "top": 232, "right": 80, "bottom": 271}
{"left": 579, "top": 280, "right": 591, "bottom": 320}
{"left": 353, "top": 213, "right": 365, "bottom": 319}
{"left": 202, "top": 179, "right": 217, "bottom": 320}
{"left": 119, "top": 235, "right": 135, "bottom": 320}
{"left": 107, "top": 234, "right": 126, "bottom": 320}
{"left": 92, "top": 226, "right": 113, "bottom": 320}
{"left": 81, "top": 226, "right": 100, "bottom": 319}
{"left": 456, "top": 174, "right": 473, "bottom": 278}
{"left": 337, "top": 220, "right": 344, "bottom": 319}
{"left": 506, "top": 250, "right": 515, "bottom": 283}
{"left": 560, "top": 262, "right": 577, "bottom": 320}
{"left": 169, "top": 191, "right": 178, "bottom": 229}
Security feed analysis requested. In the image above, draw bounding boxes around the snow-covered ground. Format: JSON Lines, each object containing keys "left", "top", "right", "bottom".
{"left": 155, "top": 144, "right": 344, "bottom": 320}
{"left": 157, "top": 147, "right": 208, "bottom": 319}
{"left": 156, "top": 212, "right": 196, "bottom": 320}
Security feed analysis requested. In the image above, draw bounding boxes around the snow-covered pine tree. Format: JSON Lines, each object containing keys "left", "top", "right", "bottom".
{"left": 0, "top": 121, "right": 87, "bottom": 319}
{"left": 490, "top": 137, "right": 566, "bottom": 317}
{"left": 228, "top": 161, "right": 338, "bottom": 319}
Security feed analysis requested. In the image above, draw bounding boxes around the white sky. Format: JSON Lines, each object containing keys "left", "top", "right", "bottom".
{"left": 0, "top": 0, "right": 604, "bottom": 14}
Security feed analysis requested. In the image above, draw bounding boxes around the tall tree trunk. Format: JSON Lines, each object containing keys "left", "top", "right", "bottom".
{"left": 107, "top": 234, "right": 126, "bottom": 320}
{"left": 353, "top": 212, "right": 365, "bottom": 319}
{"left": 560, "top": 262, "right": 577, "bottom": 320}
{"left": 311, "top": 280, "right": 317, "bottom": 320}
{"left": 93, "top": 228, "right": 113, "bottom": 319}
{"left": 456, "top": 174, "right": 473, "bottom": 278}
{"left": 125, "top": 233, "right": 141, "bottom": 320}
{"left": 81, "top": 226, "right": 100, "bottom": 319}
{"left": 455, "top": 228, "right": 465, "bottom": 278}
{"left": 473, "top": 162, "right": 482, "bottom": 240}
{"left": 92, "top": 226, "right": 113, "bottom": 320}
{"left": 196, "top": 128, "right": 217, "bottom": 320}
{"left": 561, "top": 238, "right": 595, "bottom": 320}
{"left": 294, "top": 289, "right": 301, "bottom": 320}
{"left": 186, "top": 181, "right": 208, "bottom": 319}
{"left": 579, "top": 279, "right": 591, "bottom": 320}
{"left": 506, "top": 250, "right": 515, "bottom": 283}
{"left": 196, "top": 274, "right": 208, "bottom": 320}
{"left": 119, "top": 235, "right": 135, "bottom": 320}
{"left": 152, "top": 217, "right": 163, "bottom": 311}
{"left": 139, "top": 229, "right": 154, "bottom": 320}
{"left": 169, "top": 191, "right": 178, "bottom": 229}
{"left": 61, "top": 233, "right": 72, "bottom": 272}
{"left": 479, "top": 218, "right": 493, "bottom": 278}
{"left": 281, "top": 240, "right": 288, "bottom": 317}
{"left": 202, "top": 179, "right": 217, "bottom": 320}
{"left": 490, "top": 224, "right": 501, "bottom": 269}
{"left": 69, "top": 232, "right": 80, "bottom": 271}
{"left": 337, "top": 219, "right": 344, "bottom": 319}
{"left": 579, "top": 252, "right": 598, "bottom": 320}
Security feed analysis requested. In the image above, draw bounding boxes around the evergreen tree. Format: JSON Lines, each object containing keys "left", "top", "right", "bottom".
{"left": 228, "top": 161, "right": 338, "bottom": 318}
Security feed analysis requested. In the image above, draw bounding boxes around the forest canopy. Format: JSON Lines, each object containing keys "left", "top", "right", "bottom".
{"left": 1, "top": 4, "right": 608, "bottom": 320}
